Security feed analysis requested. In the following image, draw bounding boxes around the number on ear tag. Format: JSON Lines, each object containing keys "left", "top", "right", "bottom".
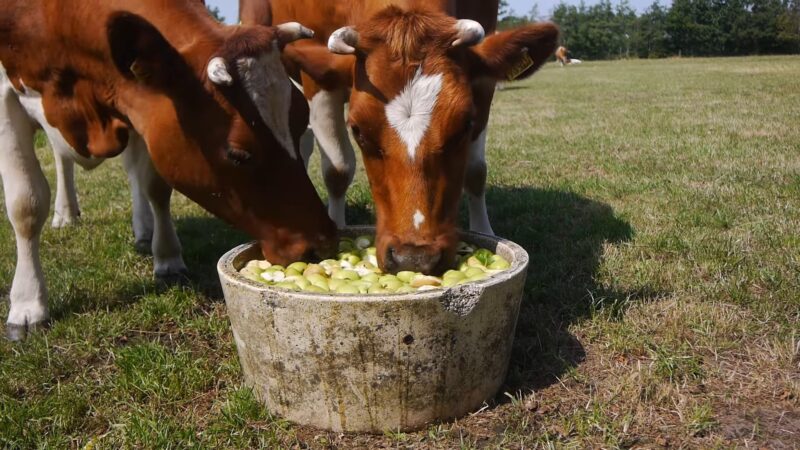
{"left": 506, "top": 52, "right": 534, "bottom": 81}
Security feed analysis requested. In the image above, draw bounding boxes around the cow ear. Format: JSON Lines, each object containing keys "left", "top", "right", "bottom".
{"left": 107, "top": 12, "right": 183, "bottom": 88}
{"left": 281, "top": 41, "right": 354, "bottom": 90}
{"left": 469, "top": 23, "right": 559, "bottom": 81}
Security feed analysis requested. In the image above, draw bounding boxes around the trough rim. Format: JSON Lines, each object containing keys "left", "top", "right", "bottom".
{"left": 217, "top": 226, "right": 530, "bottom": 304}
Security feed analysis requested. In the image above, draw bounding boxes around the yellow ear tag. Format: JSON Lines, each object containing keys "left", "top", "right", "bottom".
{"left": 129, "top": 60, "right": 150, "bottom": 82}
{"left": 506, "top": 52, "right": 534, "bottom": 81}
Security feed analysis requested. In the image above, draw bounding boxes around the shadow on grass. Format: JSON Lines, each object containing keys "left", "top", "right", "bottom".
{"left": 45, "top": 205, "right": 378, "bottom": 323}
{"left": 149, "top": 188, "right": 644, "bottom": 396}
{"left": 495, "top": 84, "right": 530, "bottom": 92}
{"left": 174, "top": 216, "right": 249, "bottom": 297}
{"left": 469, "top": 187, "right": 657, "bottom": 395}
{"left": 46, "top": 186, "right": 649, "bottom": 398}
{"left": 43, "top": 216, "right": 249, "bottom": 322}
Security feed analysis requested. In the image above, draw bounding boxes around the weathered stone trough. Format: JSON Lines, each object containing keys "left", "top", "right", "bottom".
{"left": 217, "top": 227, "right": 529, "bottom": 433}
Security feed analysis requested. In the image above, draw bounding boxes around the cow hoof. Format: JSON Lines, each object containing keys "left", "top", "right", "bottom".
{"left": 155, "top": 269, "right": 190, "bottom": 287}
{"left": 6, "top": 324, "right": 26, "bottom": 342}
{"left": 134, "top": 239, "right": 152, "bottom": 255}
{"left": 52, "top": 214, "right": 80, "bottom": 228}
{"left": 5, "top": 320, "right": 49, "bottom": 342}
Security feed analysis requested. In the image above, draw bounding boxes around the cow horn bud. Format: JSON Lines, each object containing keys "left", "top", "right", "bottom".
{"left": 276, "top": 22, "right": 315, "bottom": 44}
{"left": 207, "top": 57, "right": 233, "bottom": 86}
{"left": 328, "top": 27, "right": 359, "bottom": 54}
{"left": 452, "top": 19, "right": 485, "bottom": 47}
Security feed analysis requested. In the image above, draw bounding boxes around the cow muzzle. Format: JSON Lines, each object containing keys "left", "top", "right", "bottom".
{"left": 383, "top": 244, "right": 442, "bottom": 275}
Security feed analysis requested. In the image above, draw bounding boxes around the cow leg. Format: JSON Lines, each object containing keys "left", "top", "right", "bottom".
{"left": 465, "top": 128, "right": 495, "bottom": 235}
{"left": 51, "top": 149, "right": 81, "bottom": 228}
{"left": 122, "top": 135, "right": 187, "bottom": 282}
{"left": 299, "top": 127, "right": 315, "bottom": 170}
{"left": 0, "top": 94, "right": 50, "bottom": 340}
{"left": 309, "top": 89, "right": 354, "bottom": 228}
{"left": 122, "top": 148, "right": 155, "bottom": 255}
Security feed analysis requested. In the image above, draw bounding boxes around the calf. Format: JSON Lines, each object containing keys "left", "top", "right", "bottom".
{"left": 241, "top": 0, "right": 558, "bottom": 274}
{"left": 0, "top": 0, "right": 337, "bottom": 340}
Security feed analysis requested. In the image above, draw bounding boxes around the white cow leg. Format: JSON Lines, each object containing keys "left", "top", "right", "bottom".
{"left": 465, "top": 129, "right": 495, "bottom": 235}
{"left": 123, "top": 136, "right": 187, "bottom": 282}
{"left": 0, "top": 94, "right": 51, "bottom": 340}
{"left": 51, "top": 145, "right": 81, "bottom": 228}
{"left": 309, "top": 89, "right": 355, "bottom": 228}
{"left": 122, "top": 147, "right": 155, "bottom": 254}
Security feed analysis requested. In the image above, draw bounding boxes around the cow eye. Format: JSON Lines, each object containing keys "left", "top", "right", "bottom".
{"left": 463, "top": 118, "right": 475, "bottom": 135}
{"left": 351, "top": 125, "right": 369, "bottom": 148}
{"left": 225, "top": 147, "right": 252, "bottom": 165}
{"left": 351, "top": 125, "right": 365, "bottom": 146}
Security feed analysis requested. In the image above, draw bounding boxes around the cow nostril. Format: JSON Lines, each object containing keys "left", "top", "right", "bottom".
{"left": 384, "top": 246, "right": 398, "bottom": 270}
{"left": 384, "top": 246, "right": 444, "bottom": 274}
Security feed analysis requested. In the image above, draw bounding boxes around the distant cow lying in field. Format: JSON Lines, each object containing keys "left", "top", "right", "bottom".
{"left": 555, "top": 46, "right": 582, "bottom": 66}
{"left": 0, "top": 0, "right": 337, "bottom": 340}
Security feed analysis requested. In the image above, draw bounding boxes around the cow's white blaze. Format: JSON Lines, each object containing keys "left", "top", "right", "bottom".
{"left": 413, "top": 209, "right": 426, "bottom": 230}
{"left": 385, "top": 69, "right": 443, "bottom": 160}
{"left": 235, "top": 46, "right": 296, "bottom": 159}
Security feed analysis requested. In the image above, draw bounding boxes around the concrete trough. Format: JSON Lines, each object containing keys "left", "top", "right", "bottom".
{"left": 217, "top": 226, "right": 529, "bottom": 433}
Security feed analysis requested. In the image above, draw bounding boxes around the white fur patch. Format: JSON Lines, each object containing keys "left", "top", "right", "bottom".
{"left": 385, "top": 69, "right": 443, "bottom": 160}
{"left": 413, "top": 210, "right": 426, "bottom": 230}
{"left": 236, "top": 47, "right": 296, "bottom": 159}
{"left": 1, "top": 61, "right": 51, "bottom": 326}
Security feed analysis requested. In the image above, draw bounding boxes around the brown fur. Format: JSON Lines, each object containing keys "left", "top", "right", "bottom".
{"left": 1, "top": 0, "right": 336, "bottom": 264}
{"left": 358, "top": 7, "right": 458, "bottom": 63}
{"left": 555, "top": 45, "right": 569, "bottom": 65}
{"left": 242, "top": 0, "right": 557, "bottom": 272}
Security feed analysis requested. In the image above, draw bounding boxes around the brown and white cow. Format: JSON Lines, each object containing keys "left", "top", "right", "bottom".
{"left": 241, "top": 0, "right": 558, "bottom": 274}
{"left": 0, "top": 0, "right": 337, "bottom": 340}
{"left": 555, "top": 46, "right": 581, "bottom": 66}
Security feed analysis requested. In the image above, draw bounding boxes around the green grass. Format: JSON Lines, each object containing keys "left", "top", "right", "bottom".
{"left": 2, "top": 55, "right": 799, "bottom": 448}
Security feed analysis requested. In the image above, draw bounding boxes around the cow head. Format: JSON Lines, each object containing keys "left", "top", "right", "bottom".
{"left": 288, "top": 7, "right": 558, "bottom": 274}
{"left": 107, "top": 13, "right": 337, "bottom": 264}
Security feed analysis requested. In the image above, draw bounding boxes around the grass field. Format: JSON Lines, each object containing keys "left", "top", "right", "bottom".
{"left": 1, "top": 55, "right": 799, "bottom": 448}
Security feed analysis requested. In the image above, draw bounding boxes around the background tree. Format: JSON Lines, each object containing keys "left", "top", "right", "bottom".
{"left": 632, "top": 2, "right": 670, "bottom": 58}
{"left": 529, "top": 3, "right": 542, "bottom": 21}
{"left": 498, "top": 0, "right": 532, "bottom": 30}
{"left": 524, "top": 0, "right": 799, "bottom": 59}
{"left": 206, "top": 4, "right": 225, "bottom": 23}
{"left": 777, "top": 0, "right": 800, "bottom": 52}
{"left": 499, "top": 0, "right": 512, "bottom": 18}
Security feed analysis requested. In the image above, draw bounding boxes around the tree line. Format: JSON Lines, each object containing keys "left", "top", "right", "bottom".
{"left": 498, "top": 0, "right": 800, "bottom": 59}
